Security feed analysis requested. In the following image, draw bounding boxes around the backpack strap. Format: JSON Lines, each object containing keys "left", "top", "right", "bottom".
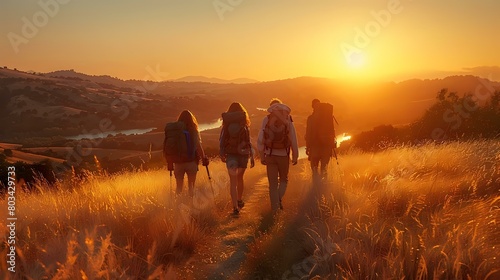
{"left": 246, "top": 125, "right": 254, "bottom": 159}
{"left": 285, "top": 115, "right": 291, "bottom": 156}
{"left": 265, "top": 115, "right": 274, "bottom": 156}
{"left": 275, "top": 114, "right": 291, "bottom": 157}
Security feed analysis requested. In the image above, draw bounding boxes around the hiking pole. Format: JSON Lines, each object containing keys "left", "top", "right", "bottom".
{"left": 332, "top": 146, "right": 339, "bottom": 165}
{"left": 205, "top": 165, "right": 212, "bottom": 180}
{"left": 169, "top": 169, "right": 173, "bottom": 206}
{"left": 205, "top": 165, "right": 216, "bottom": 201}
{"left": 332, "top": 114, "right": 339, "bottom": 126}
{"left": 332, "top": 148, "right": 338, "bottom": 165}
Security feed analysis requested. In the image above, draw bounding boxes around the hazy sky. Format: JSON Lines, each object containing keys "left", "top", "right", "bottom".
{"left": 1, "top": 0, "right": 499, "bottom": 82}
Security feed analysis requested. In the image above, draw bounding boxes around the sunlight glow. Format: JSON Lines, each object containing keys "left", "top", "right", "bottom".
{"left": 199, "top": 118, "right": 223, "bottom": 131}
{"left": 337, "top": 133, "right": 352, "bottom": 147}
{"left": 347, "top": 52, "right": 366, "bottom": 69}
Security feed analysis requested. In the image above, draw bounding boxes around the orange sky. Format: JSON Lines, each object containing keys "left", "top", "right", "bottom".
{"left": 1, "top": 0, "right": 499, "bottom": 82}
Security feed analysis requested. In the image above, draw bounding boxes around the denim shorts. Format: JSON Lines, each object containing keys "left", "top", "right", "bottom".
{"left": 226, "top": 154, "right": 249, "bottom": 169}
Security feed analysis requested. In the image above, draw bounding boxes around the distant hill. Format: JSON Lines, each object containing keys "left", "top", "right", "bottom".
{"left": 0, "top": 67, "right": 55, "bottom": 80}
{"left": 1, "top": 67, "right": 499, "bottom": 143}
{"left": 44, "top": 69, "right": 133, "bottom": 89}
{"left": 44, "top": 70, "right": 259, "bottom": 85}
{"left": 173, "top": 76, "right": 259, "bottom": 84}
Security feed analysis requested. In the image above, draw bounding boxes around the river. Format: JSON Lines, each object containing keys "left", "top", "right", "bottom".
{"left": 66, "top": 127, "right": 157, "bottom": 140}
{"left": 66, "top": 119, "right": 223, "bottom": 140}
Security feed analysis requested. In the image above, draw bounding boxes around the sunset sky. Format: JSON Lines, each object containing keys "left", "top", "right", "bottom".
{"left": 1, "top": 0, "right": 499, "bottom": 82}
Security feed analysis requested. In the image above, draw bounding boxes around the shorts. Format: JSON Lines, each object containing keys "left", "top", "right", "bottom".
{"left": 226, "top": 154, "right": 249, "bottom": 169}
{"left": 309, "top": 146, "right": 333, "bottom": 159}
{"left": 174, "top": 161, "right": 198, "bottom": 179}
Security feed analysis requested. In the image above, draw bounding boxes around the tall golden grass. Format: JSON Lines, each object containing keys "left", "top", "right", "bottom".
{"left": 0, "top": 163, "right": 230, "bottom": 279}
{"left": 2, "top": 140, "right": 499, "bottom": 279}
{"left": 276, "top": 140, "right": 500, "bottom": 279}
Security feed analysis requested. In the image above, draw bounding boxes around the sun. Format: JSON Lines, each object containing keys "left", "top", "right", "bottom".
{"left": 347, "top": 51, "right": 366, "bottom": 69}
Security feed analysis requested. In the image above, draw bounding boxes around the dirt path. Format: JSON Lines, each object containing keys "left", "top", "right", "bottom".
{"left": 178, "top": 175, "right": 271, "bottom": 279}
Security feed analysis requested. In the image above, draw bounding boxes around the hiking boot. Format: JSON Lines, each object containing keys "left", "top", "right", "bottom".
{"left": 238, "top": 200, "right": 245, "bottom": 209}
{"left": 233, "top": 208, "right": 240, "bottom": 215}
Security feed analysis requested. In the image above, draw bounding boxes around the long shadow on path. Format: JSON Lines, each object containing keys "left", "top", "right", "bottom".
{"left": 245, "top": 166, "right": 345, "bottom": 279}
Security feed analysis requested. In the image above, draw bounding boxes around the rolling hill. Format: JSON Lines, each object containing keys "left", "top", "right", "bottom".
{"left": 1, "top": 67, "right": 499, "bottom": 151}
{"left": 172, "top": 75, "right": 259, "bottom": 84}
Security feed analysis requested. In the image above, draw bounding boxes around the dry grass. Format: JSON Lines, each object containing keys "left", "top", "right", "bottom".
{"left": 0, "top": 162, "right": 231, "bottom": 279}
{"left": 293, "top": 140, "right": 500, "bottom": 279}
{"left": 23, "top": 147, "right": 147, "bottom": 161}
{"left": 2, "top": 140, "right": 499, "bottom": 279}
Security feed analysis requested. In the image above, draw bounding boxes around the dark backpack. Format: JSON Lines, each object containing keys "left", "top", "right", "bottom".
{"left": 312, "top": 103, "right": 336, "bottom": 147}
{"left": 263, "top": 111, "right": 290, "bottom": 153}
{"left": 221, "top": 111, "right": 251, "bottom": 155}
{"left": 163, "top": 121, "right": 195, "bottom": 163}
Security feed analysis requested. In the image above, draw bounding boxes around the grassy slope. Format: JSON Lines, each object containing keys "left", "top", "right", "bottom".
{"left": 0, "top": 149, "right": 66, "bottom": 164}
{"left": 0, "top": 163, "right": 232, "bottom": 279}
{"left": 1, "top": 140, "right": 499, "bottom": 279}
{"left": 243, "top": 140, "right": 500, "bottom": 279}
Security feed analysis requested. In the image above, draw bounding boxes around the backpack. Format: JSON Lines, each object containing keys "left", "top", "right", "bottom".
{"left": 263, "top": 110, "right": 290, "bottom": 154}
{"left": 221, "top": 111, "right": 251, "bottom": 155}
{"left": 312, "top": 103, "right": 336, "bottom": 147}
{"left": 163, "top": 121, "right": 195, "bottom": 163}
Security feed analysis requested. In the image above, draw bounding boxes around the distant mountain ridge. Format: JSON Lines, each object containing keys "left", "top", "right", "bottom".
{"left": 44, "top": 69, "right": 258, "bottom": 85}
{"left": 172, "top": 76, "right": 259, "bottom": 84}
{"left": 5, "top": 67, "right": 498, "bottom": 88}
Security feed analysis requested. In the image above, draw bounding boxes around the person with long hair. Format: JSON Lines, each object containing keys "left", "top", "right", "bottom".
{"left": 220, "top": 102, "right": 255, "bottom": 215}
{"left": 170, "top": 110, "right": 209, "bottom": 196}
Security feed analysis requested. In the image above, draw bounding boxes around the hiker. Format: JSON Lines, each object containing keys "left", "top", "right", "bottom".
{"left": 163, "top": 110, "right": 209, "bottom": 196}
{"left": 257, "top": 98, "right": 299, "bottom": 212}
{"left": 220, "top": 102, "right": 255, "bottom": 215}
{"left": 305, "top": 99, "right": 336, "bottom": 178}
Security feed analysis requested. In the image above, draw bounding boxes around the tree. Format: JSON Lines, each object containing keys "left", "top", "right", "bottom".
{"left": 491, "top": 91, "right": 500, "bottom": 108}
{"left": 437, "top": 88, "right": 447, "bottom": 102}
